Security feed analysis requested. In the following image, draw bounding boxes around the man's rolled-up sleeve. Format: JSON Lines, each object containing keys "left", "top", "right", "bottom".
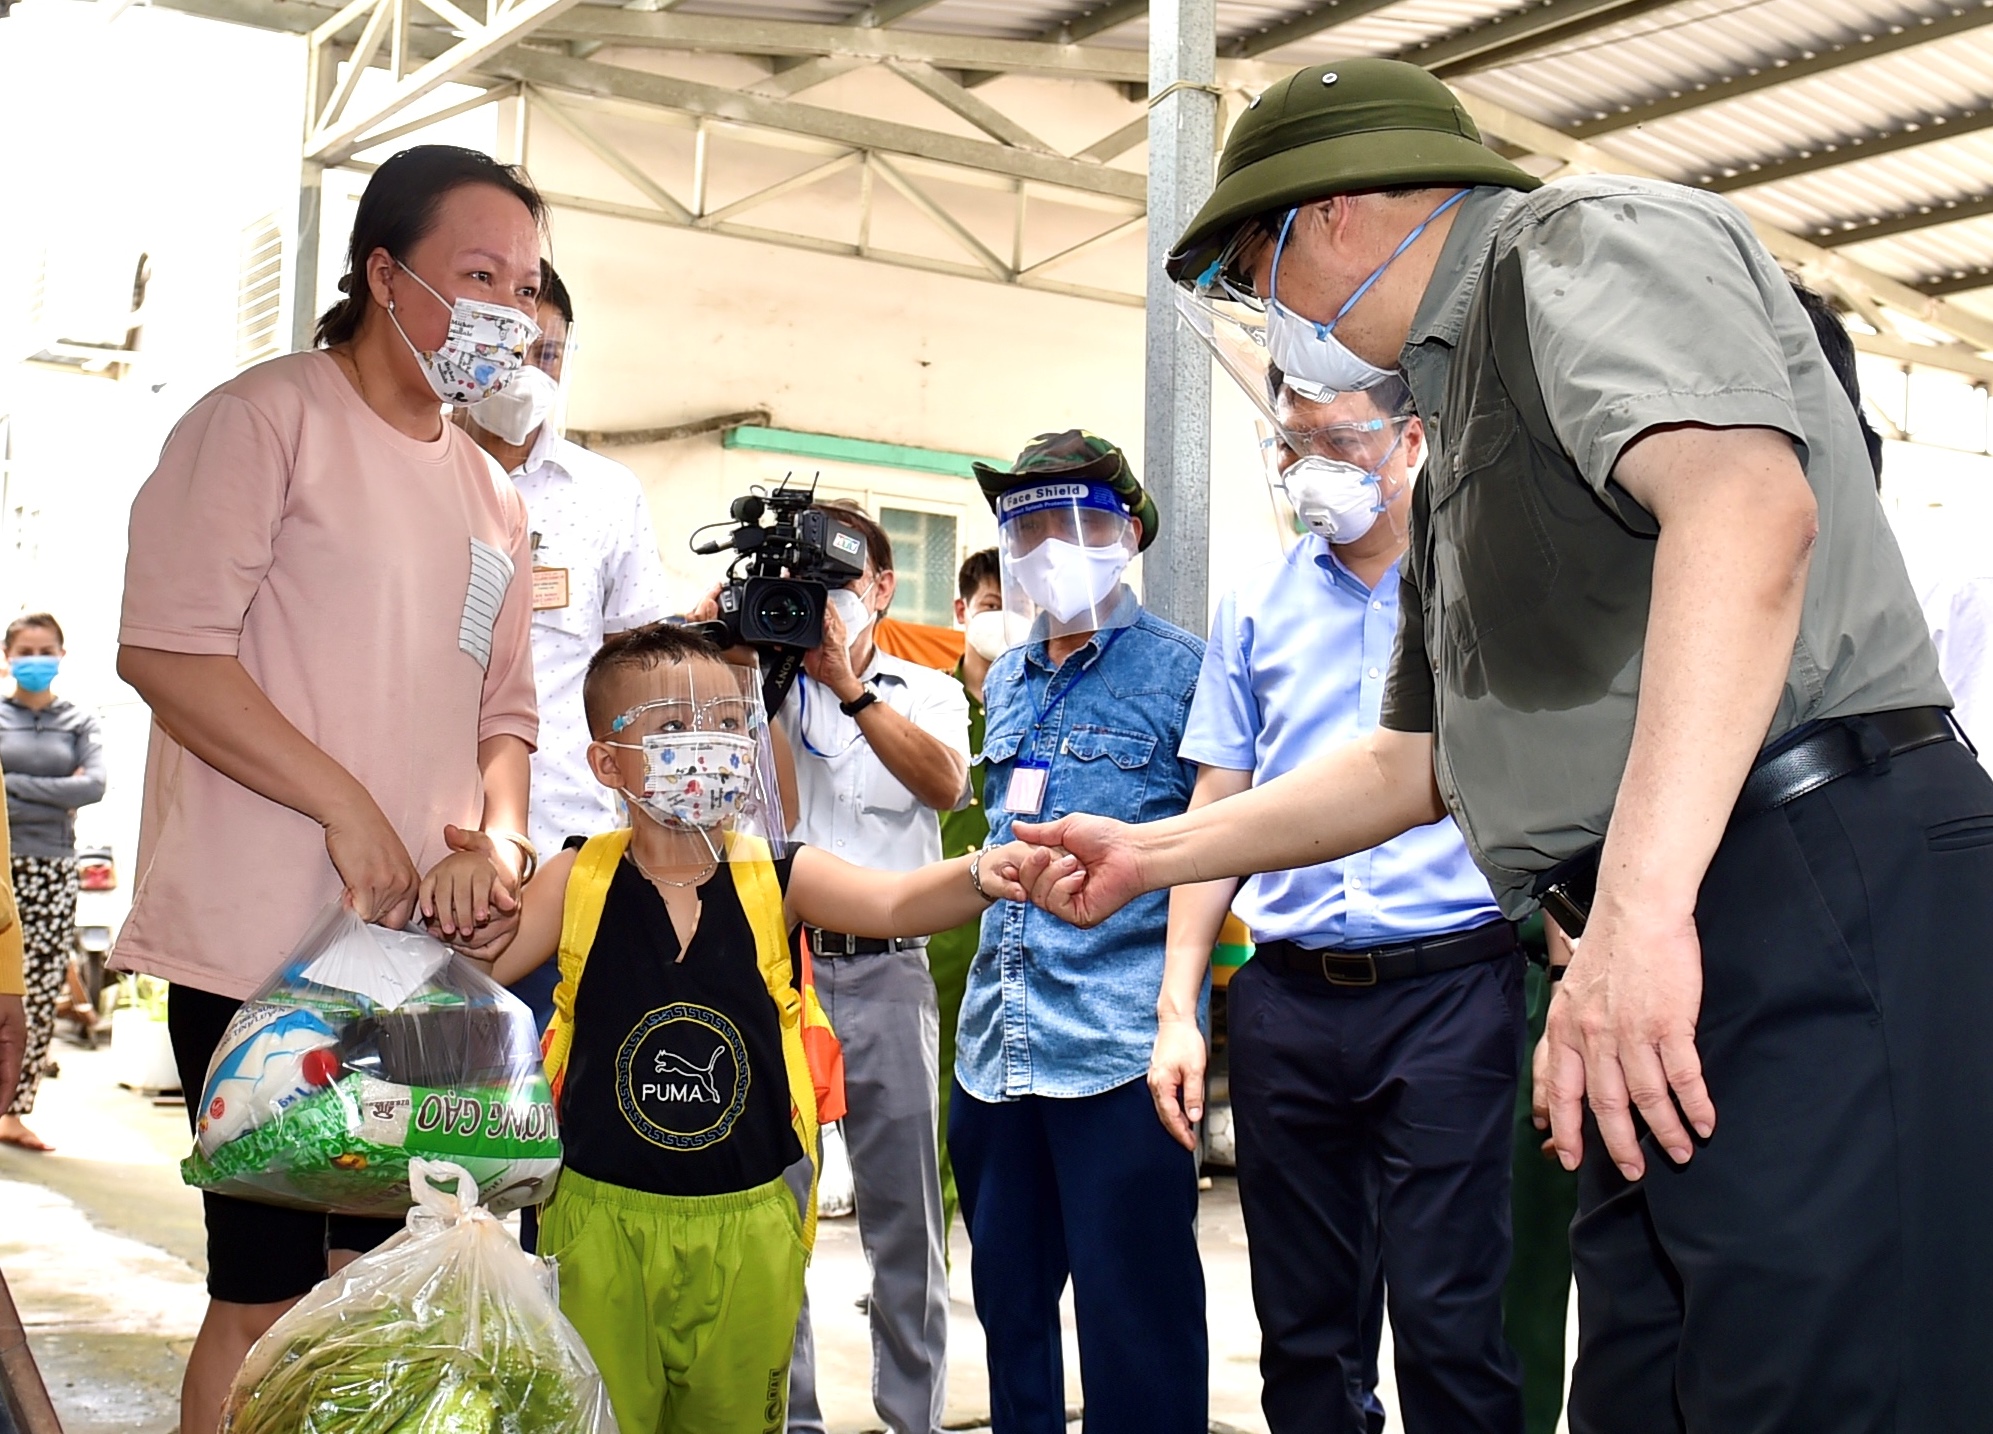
{"left": 1520, "top": 189, "right": 1805, "bottom": 496}
{"left": 1380, "top": 564, "right": 1434, "bottom": 735}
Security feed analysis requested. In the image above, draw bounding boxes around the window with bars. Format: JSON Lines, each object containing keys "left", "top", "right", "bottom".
{"left": 880, "top": 507, "right": 960, "bottom": 627}
{"left": 235, "top": 217, "right": 284, "bottom": 371}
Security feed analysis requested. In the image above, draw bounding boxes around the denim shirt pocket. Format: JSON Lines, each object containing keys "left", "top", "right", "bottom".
{"left": 1055, "top": 724, "right": 1158, "bottom": 818}
{"left": 978, "top": 723, "right": 1028, "bottom": 834}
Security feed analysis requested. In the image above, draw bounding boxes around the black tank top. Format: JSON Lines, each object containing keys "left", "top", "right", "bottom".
{"left": 558, "top": 853, "right": 803, "bottom": 1196}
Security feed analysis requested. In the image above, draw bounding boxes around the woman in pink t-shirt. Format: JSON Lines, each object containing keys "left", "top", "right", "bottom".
{"left": 115, "top": 145, "right": 545, "bottom": 1431}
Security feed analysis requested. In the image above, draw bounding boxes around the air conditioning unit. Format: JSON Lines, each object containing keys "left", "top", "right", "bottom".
{"left": 24, "top": 242, "right": 149, "bottom": 377}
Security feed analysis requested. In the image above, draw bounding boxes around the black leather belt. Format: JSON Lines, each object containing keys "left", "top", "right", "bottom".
{"left": 1255, "top": 918, "right": 1518, "bottom": 989}
{"left": 806, "top": 927, "right": 925, "bottom": 958}
{"left": 1536, "top": 705, "right": 1957, "bottom": 939}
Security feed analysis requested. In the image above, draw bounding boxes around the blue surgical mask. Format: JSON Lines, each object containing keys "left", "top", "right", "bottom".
{"left": 1263, "top": 190, "right": 1468, "bottom": 398}
{"left": 8, "top": 655, "right": 59, "bottom": 693}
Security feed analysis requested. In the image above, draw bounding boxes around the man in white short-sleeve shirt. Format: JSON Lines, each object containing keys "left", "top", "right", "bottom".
{"left": 774, "top": 501, "right": 970, "bottom": 1434}
{"left": 461, "top": 262, "right": 670, "bottom": 1024}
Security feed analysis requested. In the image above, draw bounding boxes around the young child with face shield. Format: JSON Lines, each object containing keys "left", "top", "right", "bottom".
{"left": 470, "top": 623, "right": 1038, "bottom": 1434}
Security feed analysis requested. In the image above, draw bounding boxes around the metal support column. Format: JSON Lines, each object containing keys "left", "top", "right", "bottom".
{"left": 291, "top": 159, "right": 324, "bottom": 353}
{"left": 1140, "top": 0, "right": 1216, "bottom": 634}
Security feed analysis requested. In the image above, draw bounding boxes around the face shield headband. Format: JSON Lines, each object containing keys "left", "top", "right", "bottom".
{"left": 997, "top": 480, "right": 1138, "bottom": 641}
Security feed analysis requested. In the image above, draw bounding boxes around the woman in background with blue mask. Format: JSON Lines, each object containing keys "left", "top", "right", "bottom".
{"left": 0, "top": 611, "right": 105, "bottom": 1152}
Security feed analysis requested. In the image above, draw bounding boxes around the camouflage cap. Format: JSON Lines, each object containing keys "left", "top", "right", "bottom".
{"left": 972, "top": 431, "right": 1159, "bottom": 552}
{"left": 1166, "top": 59, "right": 1541, "bottom": 287}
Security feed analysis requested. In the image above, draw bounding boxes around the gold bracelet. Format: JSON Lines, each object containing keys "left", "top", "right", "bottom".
{"left": 485, "top": 829, "right": 539, "bottom": 884}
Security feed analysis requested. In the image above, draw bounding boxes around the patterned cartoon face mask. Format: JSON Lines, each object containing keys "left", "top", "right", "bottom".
{"left": 609, "top": 732, "right": 759, "bottom": 830}
{"left": 388, "top": 262, "right": 540, "bottom": 406}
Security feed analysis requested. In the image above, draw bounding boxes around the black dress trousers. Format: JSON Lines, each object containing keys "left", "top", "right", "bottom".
{"left": 1567, "top": 735, "right": 1993, "bottom": 1433}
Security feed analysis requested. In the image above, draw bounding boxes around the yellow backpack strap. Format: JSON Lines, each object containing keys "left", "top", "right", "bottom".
{"left": 541, "top": 830, "right": 631, "bottom": 1108}
{"left": 726, "top": 833, "right": 821, "bottom": 1255}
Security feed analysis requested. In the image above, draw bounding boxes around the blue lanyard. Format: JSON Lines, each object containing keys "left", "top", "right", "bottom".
{"left": 795, "top": 673, "right": 870, "bottom": 760}
{"left": 1023, "top": 626, "right": 1128, "bottom": 752}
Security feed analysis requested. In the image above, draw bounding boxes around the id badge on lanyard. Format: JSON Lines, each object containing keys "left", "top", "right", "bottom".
{"left": 1005, "top": 761, "right": 1051, "bottom": 816}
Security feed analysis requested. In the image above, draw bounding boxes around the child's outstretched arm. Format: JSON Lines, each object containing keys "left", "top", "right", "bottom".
{"left": 788, "top": 841, "right": 1052, "bottom": 939}
{"left": 463, "top": 847, "right": 576, "bottom": 986}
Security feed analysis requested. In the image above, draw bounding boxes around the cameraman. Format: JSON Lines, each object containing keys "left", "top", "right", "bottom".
{"left": 779, "top": 500, "right": 969, "bottom": 1434}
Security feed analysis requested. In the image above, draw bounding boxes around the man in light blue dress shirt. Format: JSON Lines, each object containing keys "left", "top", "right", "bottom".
{"left": 1154, "top": 375, "right": 1525, "bottom": 1434}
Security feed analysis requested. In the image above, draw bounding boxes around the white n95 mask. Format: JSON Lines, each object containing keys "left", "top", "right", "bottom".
{"left": 826, "top": 587, "right": 874, "bottom": 648}
{"left": 965, "top": 610, "right": 1014, "bottom": 662}
{"left": 469, "top": 365, "right": 558, "bottom": 445}
{"left": 389, "top": 262, "right": 539, "bottom": 406}
{"left": 1282, "top": 457, "right": 1386, "bottom": 543}
{"left": 1009, "top": 539, "right": 1130, "bottom": 623}
{"left": 612, "top": 732, "right": 758, "bottom": 830}
{"left": 1262, "top": 191, "right": 1468, "bottom": 399}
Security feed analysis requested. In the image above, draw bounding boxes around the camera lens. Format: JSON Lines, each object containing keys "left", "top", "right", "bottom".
{"left": 752, "top": 583, "right": 815, "bottom": 642}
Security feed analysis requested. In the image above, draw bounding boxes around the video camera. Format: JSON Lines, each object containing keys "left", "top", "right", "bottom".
{"left": 688, "top": 474, "right": 868, "bottom": 713}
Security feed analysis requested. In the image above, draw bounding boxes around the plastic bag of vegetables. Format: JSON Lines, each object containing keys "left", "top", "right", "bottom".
{"left": 182, "top": 904, "right": 561, "bottom": 1216}
{"left": 223, "top": 1158, "right": 616, "bottom": 1434}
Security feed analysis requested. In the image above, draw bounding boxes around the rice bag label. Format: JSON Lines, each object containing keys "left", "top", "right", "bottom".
{"left": 407, "top": 1083, "right": 560, "bottom": 1159}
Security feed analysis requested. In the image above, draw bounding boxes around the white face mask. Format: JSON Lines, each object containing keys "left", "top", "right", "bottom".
{"left": 1262, "top": 193, "right": 1467, "bottom": 399}
{"left": 1009, "top": 539, "right": 1130, "bottom": 624}
{"left": 826, "top": 586, "right": 874, "bottom": 648}
{"left": 611, "top": 731, "right": 758, "bottom": 830}
{"left": 388, "top": 262, "right": 540, "bottom": 407}
{"left": 964, "top": 609, "right": 1012, "bottom": 662}
{"left": 1282, "top": 456, "right": 1386, "bottom": 543}
{"left": 468, "top": 364, "right": 558, "bottom": 446}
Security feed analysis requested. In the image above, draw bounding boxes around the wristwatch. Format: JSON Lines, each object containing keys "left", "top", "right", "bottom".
{"left": 839, "top": 689, "right": 879, "bottom": 717}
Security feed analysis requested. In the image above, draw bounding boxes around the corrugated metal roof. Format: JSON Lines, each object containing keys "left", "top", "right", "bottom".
{"left": 219, "top": 0, "right": 1993, "bottom": 304}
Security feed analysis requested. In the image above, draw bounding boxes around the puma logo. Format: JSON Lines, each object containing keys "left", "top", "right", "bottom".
{"left": 652, "top": 1046, "right": 726, "bottom": 1104}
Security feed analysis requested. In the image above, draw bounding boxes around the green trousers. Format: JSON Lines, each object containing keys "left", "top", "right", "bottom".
{"left": 1503, "top": 960, "right": 1581, "bottom": 1434}
{"left": 540, "top": 1169, "right": 807, "bottom": 1434}
{"left": 928, "top": 919, "right": 977, "bottom": 1249}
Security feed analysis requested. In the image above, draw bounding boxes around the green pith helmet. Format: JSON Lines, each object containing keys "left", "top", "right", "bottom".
{"left": 971, "top": 431, "right": 1160, "bottom": 552}
{"left": 1166, "top": 58, "right": 1541, "bottom": 287}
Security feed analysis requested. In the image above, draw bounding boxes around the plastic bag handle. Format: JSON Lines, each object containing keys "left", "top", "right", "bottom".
{"left": 408, "top": 1158, "right": 480, "bottom": 1218}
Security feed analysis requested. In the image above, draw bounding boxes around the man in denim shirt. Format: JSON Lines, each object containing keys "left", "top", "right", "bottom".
{"left": 951, "top": 432, "right": 1207, "bottom": 1432}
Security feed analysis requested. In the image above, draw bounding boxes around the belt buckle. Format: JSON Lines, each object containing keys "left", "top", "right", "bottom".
{"left": 814, "top": 929, "right": 852, "bottom": 957}
{"left": 1320, "top": 951, "right": 1378, "bottom": 988}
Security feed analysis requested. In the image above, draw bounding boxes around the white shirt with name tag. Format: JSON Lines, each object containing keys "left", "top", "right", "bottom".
{"left": 509, "top": 429, "right": 672, "bottom": 855}
{"left": 777, "top": 648, "right": 971, "bottom": 874}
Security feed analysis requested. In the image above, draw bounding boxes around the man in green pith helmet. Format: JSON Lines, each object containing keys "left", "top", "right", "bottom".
{"left": 1016, "top": 57, "right": 1993, "bottom": 1434}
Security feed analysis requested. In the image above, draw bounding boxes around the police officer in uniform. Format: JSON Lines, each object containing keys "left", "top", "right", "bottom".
{"left": 1020, "top": 58, "right": 1993, "bottom": 1433}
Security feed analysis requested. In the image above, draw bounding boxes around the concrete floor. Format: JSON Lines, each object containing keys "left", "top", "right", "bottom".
{"left": 2, "top": 1037, "right": 1565, "bottom": 1434}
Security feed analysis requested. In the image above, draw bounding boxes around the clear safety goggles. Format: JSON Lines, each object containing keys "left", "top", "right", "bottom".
{"left": 607, "top": 694, "right": 764, "bottom": 743}
{"left": 1280, "top": 414, "right": 1413, "bottom": 468}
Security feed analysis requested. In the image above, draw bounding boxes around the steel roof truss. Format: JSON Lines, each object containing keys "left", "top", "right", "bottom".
{"left": 1568, "top": 1, "right": 1993, "bottom": 140}
{"left": 1702, "top": 104, "right": 1993, "bottom": 193}
{"left": 1815, "top": 191, "right": 1993, "bottom": 248}
{"left": 1457, "top": 90, "right": 1993, "bottom": 361}
{"left": 305, "top": 0, "right": 587, "bottom": 163}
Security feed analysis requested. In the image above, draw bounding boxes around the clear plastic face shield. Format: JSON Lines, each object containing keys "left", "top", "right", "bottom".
{"left": 595, "top": 657, "right": 791, "bottom": 861}
{"left": 465, "top": 305, "right": 575, "bottom": 448}
{"left": 1174, "top": 190, "right": 1466, "bottom": 432}
{"left": 996, "top": 481, "right": 1140, "bottom": 643}
{"left": 1259, "top": 379, "right": 1422, "bottom": 552}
